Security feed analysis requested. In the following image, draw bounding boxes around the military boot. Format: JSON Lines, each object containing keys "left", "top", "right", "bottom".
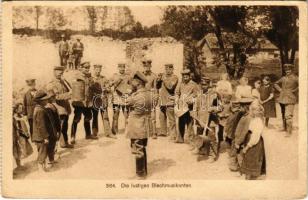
{"left": 285, "top": 121, "right": 293, "bottom": 137}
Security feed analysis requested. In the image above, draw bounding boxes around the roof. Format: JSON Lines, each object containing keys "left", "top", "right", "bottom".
{"left": 204, "top": 33, "right": 278, "bottom": 51}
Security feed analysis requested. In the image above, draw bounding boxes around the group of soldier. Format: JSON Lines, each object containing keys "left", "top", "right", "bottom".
{"left": 58, "top": 34, "right": 84, "bottom": 69}
{"left": 13, "top": 50, "right": 298, "bottom": 179}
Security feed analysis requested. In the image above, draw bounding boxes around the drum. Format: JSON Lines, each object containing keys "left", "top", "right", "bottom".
{"left": 72, "top": 80, "right": 85, "bottom": 102}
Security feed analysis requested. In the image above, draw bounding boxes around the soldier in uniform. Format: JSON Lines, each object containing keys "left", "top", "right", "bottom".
{"left": 156, "top": 64, "right": 178, "bottom": 140}
{"left": 142, "top": 58, "right": 158, "bottom": 139}
{"left": 126, "top": 71, "right": 156, "bottom": 179}
{"left": 110, "top": 63, "right": 132, "bottom": 135}
{"left": 23, "top": 78, "right": 37, "bottom": 140}
{"left": 71, "top": 62, "right": 98, "bottom": 144}
{"left": 72, "top": 38, "right": 84, "bottom": 68}
{"left": 174, "top": 69, "right": 199, "bottom": 143}
{"left": 46, "top": 66, "right": 73, "bottom": 148}
{"left": 91, "top": 64, "right": 115, "bottom": 138}
{"left": 274, "top": 64, "right": 298, "bottom": 137}
{"left": 58, "top": 34, "right": 69, "bottom": 67}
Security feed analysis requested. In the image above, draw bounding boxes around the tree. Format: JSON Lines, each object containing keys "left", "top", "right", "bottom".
{"left": 162, "top": 6, "right": 275, "bottom": 80}
{"left": 131, "top": 22, "right": 145, "bottom": 38}
{"left": 264, "top": 6, "right": 298, "bottom": 75}
{"left": 46, "top": 7, "right": 67, "bottom": 30}
{"left": 86, "top": 6, "right": 97, "bottom": 34}
{"left": 162, "top": 6, "right": 212, "bottom": 82}
{"left": 34, "top": 6, "right": 43, "bottom": 32}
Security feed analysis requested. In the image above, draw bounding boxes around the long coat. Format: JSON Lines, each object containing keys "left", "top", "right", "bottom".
{"left": 23, "top": 89, "right": 37, "bottom": 119}
{"left": 32, "top": 105, "right": 53, "bottom": 142}
{"left": 126, "top": 88, "right": 154, "bottom": 139}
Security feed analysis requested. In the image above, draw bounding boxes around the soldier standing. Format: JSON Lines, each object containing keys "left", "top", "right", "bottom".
{"left": 58, "top": 34, "right": 69, "bottom": 67}
{"left": 23, "top": 78, "right": 37, "bottom": 140}
{"left": 110, "top": 63, "right": 132, "bottom": 135}
{"left": 46, "top": 66, "right": 73, "bottom": 148}
{"left": 274, "top": 64, "right": 298, "bottom": 137}
{"left": 142, "top": 58, "right": 158, "bottom": 139}
{"left": 126, "top": 71, "right": 156, "bottom": 179}
{"left": 156, "top": 64, "right": 178, "bottom": 140}
{"left": 91, "top": 64, "right": 116, "bottom": 139}
{"left": 174, "top": 69, "right": 198, "bottom": 143}
{"left": 71, "top": 62, "right": 98, "bottom": 144}
{"left": 72, "top": 38, "right": 84, "bottom": 68}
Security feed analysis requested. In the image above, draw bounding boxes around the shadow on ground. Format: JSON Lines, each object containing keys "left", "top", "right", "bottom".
{"left": 147, "top": 158, "right": 176, "bottom": 177}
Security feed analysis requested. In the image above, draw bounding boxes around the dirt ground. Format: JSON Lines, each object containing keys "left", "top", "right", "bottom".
{"left": 12, "top": 36, "right": 299, "bottom": 180}
{"left": 13, "top": 103, "right": 298, "bottom": 180}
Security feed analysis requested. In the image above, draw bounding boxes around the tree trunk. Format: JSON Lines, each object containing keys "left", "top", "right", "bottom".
{"left": 290, "top": 48, "right": 296, "bottom": 64}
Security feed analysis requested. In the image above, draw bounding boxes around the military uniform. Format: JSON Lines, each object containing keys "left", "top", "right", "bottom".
{"left": 275, "top": 67, "right": 298, "bottom": 135}
{"left": 58, "top": 38, "right": 69, "bottom": 67}
{"left": 23, "top": 79, "right": 37, "bottom": 140}
{"left": 127, "top": 71, "right": 154, "bottom": 178}
{"left": 72, "top": 40, "right": 84, "bottom": 68}
{"left": 71, "top": 63, "right": 97, "bottom": 142}
{"left": 110, "top": 66, "right": 132, "bottom": 135}
{"left": 143, "top": 70, "right": 158, "bottom": 138}
{"left": 91, "top": 70, "right": 113, "bottom": 137}
{"left": 175, "top": 74, "right": 199, "bottom": 143}
{"left": 157, "top": 71, "right": 178, "bottom": 139}
{"left": 46, "top": 67, "right": 72, "bottom": 147}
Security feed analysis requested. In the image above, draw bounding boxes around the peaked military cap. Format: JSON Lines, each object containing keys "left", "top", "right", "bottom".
{"left": 81, "top": 62, "right": 91, "bottom": 68}
{"left": 283, "top": 64, "right": 294, "bottom": 71}
{"left": 93, "top": 64, "right": 103, "bottom": 68}
{"left": 165, "top": 64, "right": 174, "bottom": 68}
{"left": 118, "top": 63, "right": 126, "bottom": 68}
{"left": 53, "top": 66, "right": 65, "bottom": 71}
{"left": 181, "top": 69, "right": 191, "bottom": 75}
{"left": 25, "top": 79, "right": 36, "bottom": 84}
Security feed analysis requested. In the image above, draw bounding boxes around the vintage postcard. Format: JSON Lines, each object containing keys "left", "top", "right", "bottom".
{"left": 1, "top": 1, "right": 307, "bottom": 199}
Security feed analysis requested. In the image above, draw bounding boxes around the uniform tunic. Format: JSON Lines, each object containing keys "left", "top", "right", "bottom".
{"left": 158, "top": 74, "right": 178, "bottom": 106}
{"left": 276, "top": 74, "right": 298, "bottom": 104}
{"left": 260, "top": 85, "right": 276, "bottom": 118}
{"left": 23, "top": 89, "right": 37, "bottom": 119}
{"left": 126, "top": 88, "right": 153, "bottom": 139}
{"left": 91, "top": 75, "right": 110, "bottom": 109}
{"left": 110, "top": 73, "right": 131, "bottom": 106}
{"left": 175, "top": 80, "right": 199, "bottom": 116}
{"left": 157, "top": 73, "right": 178, "bottom": 137}
{"left": 72, "top": 71, "right": 95, "bottom": 108}
{"left": 46, "top": 78, "right": 71, "bottom": 115}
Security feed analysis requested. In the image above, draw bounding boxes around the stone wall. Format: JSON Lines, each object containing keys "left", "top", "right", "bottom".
{"left": 125, "top": 37, "right": 184, "bottom": 76}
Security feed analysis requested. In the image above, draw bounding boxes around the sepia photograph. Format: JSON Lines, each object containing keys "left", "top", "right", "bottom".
{"left": 1, "top": 1, "right": 307, "bottom": 199}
